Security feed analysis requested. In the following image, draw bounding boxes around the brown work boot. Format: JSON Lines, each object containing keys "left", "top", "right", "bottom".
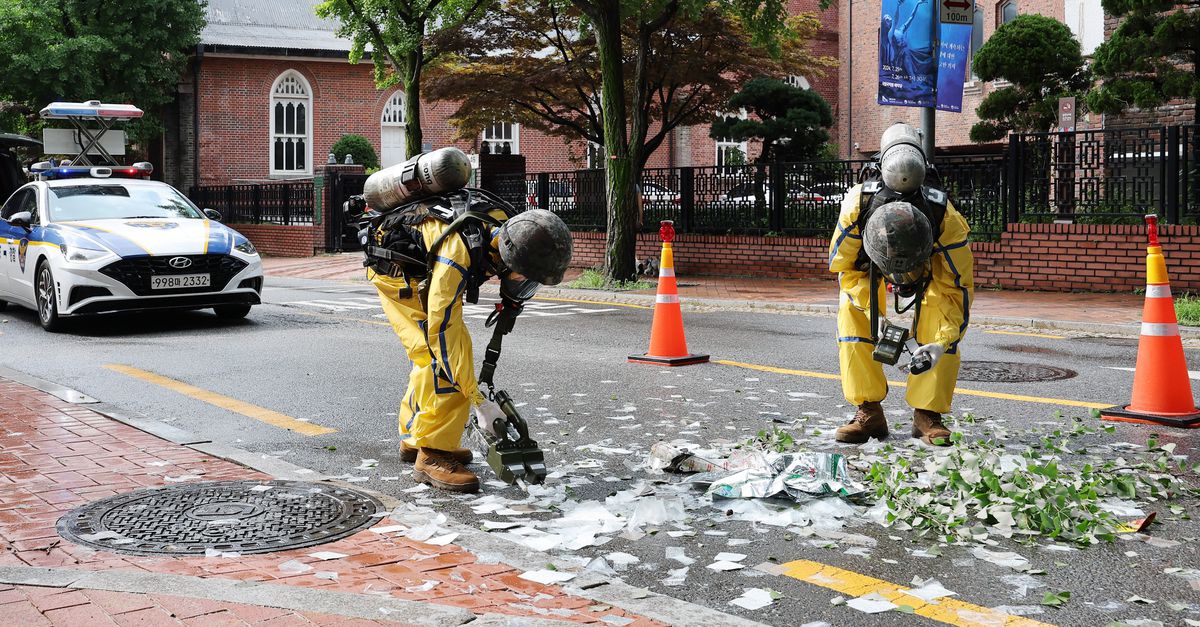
{"left": 413, "top": 448, "right": 480, "bottom": 493}
{"left": 835, "top": 401, "right": 889, "bottom": 443}
{"left": 912, "top": 409, "right": 953, "bottom": 446}
{"left": 399, "top": 439, "right": 472, "bottom": 464}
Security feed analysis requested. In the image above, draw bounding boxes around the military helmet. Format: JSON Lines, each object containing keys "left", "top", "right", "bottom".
{"left": 499, "top": 209, "right": 573, "bottom": 285}
{"left": 862, "top": 201, "right": 934, "bottom": 288}
{"left": 879, "top": 123, "right": 927, "bottom": 194}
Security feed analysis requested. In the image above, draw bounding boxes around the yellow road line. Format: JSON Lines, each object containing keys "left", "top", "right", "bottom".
{"left": 984, "top": 330, "right": 1065, "bottom": 339}
{"left": 714, "top": 359, "right": 1111, "bottom": 410}
{"left": 779, "top": 560, "right": 1053, "bottom": 626}
{"left": 536, "top": 296, "right": 651, "bottom": 310}
{"left": 104, "top": 364, "right": 335, "bottom": 436}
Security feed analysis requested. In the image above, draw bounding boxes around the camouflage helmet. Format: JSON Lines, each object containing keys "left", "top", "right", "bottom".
{"left": 879, "top": 123, "right": 927, "bottom": 194}
{"left": 862, "top": 201, "right": 934, "bottom": 288}
{"left": 499, "top": 209, "right": 573, "bottom": 285}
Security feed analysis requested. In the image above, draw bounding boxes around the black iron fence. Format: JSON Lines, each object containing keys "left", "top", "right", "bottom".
{"left": 188, "top": 181, "right": 315, "bottom": 225}
{"left": 517, "top": 124, "right": 1198, "bottom": 240}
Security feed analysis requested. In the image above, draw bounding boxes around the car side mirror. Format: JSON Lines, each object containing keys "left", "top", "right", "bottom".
{"left": 203, "top": 208, "right": 222, "bottom": 222}
{"left": 9, "top": 211, "right": 32, "bottom": 230}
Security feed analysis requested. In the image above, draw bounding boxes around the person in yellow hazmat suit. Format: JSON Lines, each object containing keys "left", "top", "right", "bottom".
{"left": 827, "top": 123, "right": 973, "bottom": 445}
{"left": 361, "top": 174, "right": 572, "bottom": 492}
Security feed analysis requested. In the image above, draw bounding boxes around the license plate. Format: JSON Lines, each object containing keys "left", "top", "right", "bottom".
{"left": 150, "top": 274, "right": 211, "bottom": 290}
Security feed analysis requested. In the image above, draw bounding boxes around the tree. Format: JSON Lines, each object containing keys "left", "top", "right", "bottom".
{"left": 427, "top": 0, "right": 823, "bottom": 281}
{"left": 0, "top": 0, "right": 205, "bottom": 142}
{"left": 709, "top": 77, "right": 833, "bottom": 163}
{"left": 316, "top": 0, "right": 495, "bottom": 158}
{"left": 968, "top": 14, "right": 1090, "bottom": 142}
{"left": 1086, "top": 0, "right": 1199, "bottom": 123}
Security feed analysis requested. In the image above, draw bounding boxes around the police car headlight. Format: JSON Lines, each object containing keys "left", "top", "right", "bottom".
{"left": 234, "top": 240, "right": 258, "bottom": 255}
{"left": 61, "top": 243, "right": 114, "bottom": 263}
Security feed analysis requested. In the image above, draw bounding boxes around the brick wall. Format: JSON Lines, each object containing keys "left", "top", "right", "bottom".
{"left": 570, "top": 223, "right": 1200, "bottom": 293}
{"left": 228, "top": 224, "right": 320, "bottom": 257}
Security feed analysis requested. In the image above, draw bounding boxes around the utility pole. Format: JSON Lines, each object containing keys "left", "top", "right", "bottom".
{"left": 921, "top": 8, "right": 937, "bottom": 165}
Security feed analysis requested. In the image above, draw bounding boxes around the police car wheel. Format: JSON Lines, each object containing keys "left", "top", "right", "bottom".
{"left": 213, "top": 304, "right": 251, "bottom": 319}
{"left": 35, "top": 262, "right": 64, "bottom": 332}
{"left": 0, "top": 300, "right": 7, "bottom": 311}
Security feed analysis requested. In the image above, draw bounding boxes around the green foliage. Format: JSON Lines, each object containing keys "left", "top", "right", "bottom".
{"left": 0, "top": 0, "right": 205, "bottom": 143}
{"left": 317, "top": 0, "right": 496, "bottom": 155}
{"left": 740, "top": 425, "right": 797, "bottom": 453}
{"left": 710, "top": 77, "right": 833, "bottom": 162}
{"left": 1176, "top": 293, "right": 1200, "bottom": 327}
{"left": 1086, "top": 0, "right": 1199, "bottom": 120}
{"left": 865, "top": 414, "right": 1194, "bottom": 546}
{"left": 969, "top": 15, "right": 1089, "bottom": 142}
{"left": 567, "top": 268, "right": 651, "bottom": 291}
{"left": 330, "top": 134, "right": 380, "bottom": 170}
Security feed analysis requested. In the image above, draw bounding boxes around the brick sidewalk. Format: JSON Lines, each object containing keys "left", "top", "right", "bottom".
{"left": 0, "top": 378, "right": 659, "bottom": 626}
{"left": 263, "top": 254, "right": 1146, "bottom": 326}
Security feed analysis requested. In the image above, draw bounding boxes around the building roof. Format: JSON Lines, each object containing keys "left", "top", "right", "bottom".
{"left": 202, "top": 0, "right": 356, "bottom": 55}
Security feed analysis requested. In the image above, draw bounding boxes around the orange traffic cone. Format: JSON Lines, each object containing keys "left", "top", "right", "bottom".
{"left": 629, "top": 221, "right": 709, "bottom": 367}
{"left": 1101, "top": 215, "right": 1200, "bottom": 428}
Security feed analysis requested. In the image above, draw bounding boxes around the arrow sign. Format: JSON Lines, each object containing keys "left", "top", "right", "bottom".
{"left": 941, "top": 0, "right": 973, "bottom": 25}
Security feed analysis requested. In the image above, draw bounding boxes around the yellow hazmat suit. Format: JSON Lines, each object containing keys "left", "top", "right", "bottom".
{"left": 827, "top": 185, "right": 974, "bottom": 414}
{"left": 369, "top": 212, "right": 505, "bottom": 451}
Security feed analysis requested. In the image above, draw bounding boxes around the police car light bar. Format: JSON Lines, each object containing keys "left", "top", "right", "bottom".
{"left": 31, "top": 161, "right": 154, "bottom": 180}
{"left": 39, "top": 100, "right": 144, "bottom": 120}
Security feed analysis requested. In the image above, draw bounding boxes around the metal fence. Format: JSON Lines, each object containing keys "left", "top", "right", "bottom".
{"left": 188, "top": 181, "right": 315, "bottom": 225}
{"left": 523, "top": 153, "right": 1009, "bottom": 238}
{"left": 519, "top": 124, "right": 1198, "bottom": 240}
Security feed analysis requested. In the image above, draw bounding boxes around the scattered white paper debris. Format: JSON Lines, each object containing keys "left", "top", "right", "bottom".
{"left": 665, "top": 547, "right": 694, "bottom": 566}
{"left": 972, "top": 547, "right": 1030, "bottom": 571}
{"left": 907, "top": 578, "right": 956, "bottom": 602}
{"left": 404, "top": 580, "right": 439, "bottom": 593}
{"left": 370, "top": 525, "right": 407, "bottom": 534}
{"left": 279, "top": 560, "right": 312, "bottom": 573}
{"left": 315, "top": 571, "right": 339, "bottom": 581}
{"left": 426, "top": 533, "right": 459, "bottom": 546}
{"left": 846, "top": 592, "right": 898, "bottom": 614}
{"left": 519, "top": 569, "right": 577, "bottom": 585}
{"left": 249, "top": 484, "right": 273, "bottom": 492}
{"left": 729, "top": 588, "right": 776, "bottom": 610}
{"left": 714, "top": 552, "right": 747, "bottom": 562}
{"left": 663, "top": 566, "right": 689, "bottom": 586}
{"left": 308, "top": 551, "right": 347, "bottom": 561}
{"left": 707, "top": 560, "right": 746, "bottom": 571}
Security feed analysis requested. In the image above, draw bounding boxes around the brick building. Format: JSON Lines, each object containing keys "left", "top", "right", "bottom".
{"left": 163, "top": 0, "right": 841, "bottom": 191}
{"left": 838, "top": 0, "right": 1119, "bottom": 158}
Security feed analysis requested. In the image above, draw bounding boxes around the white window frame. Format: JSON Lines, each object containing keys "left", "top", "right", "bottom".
{"left": 586, "top": 141, "right": 606, "bottom": 169}
{"left": 714, "top": 110, "right": 748, "bottom": 175}
{"left": 784, "top": 75, "right": 811, "bottom": 90}
{"left": 380, "top": 90, "right": 407, "bottom": 166}
{"left": 968, "top": 7, "right": 984, "bottom": 82}
{"left": 269, "top": 70, "right": 313, "bottom": 177}
{"left": 481, "top": 122, "right": 519, "bottom": 155}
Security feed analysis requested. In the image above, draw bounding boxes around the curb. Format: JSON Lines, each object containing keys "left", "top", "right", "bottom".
{"left": 2, "top": 367, "right": 766, "bottom": 627}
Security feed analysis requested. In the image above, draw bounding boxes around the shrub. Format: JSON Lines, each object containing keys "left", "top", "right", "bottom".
{"left": 330, "top": 134, "right": 380, "bottom": 170}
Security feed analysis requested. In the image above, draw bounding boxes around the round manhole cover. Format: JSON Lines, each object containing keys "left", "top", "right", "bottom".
{"left": 958, "top": 360, "right": 1077, "bottom": 382}
{"left": 57, "top": 480, "right": 382, "bottom": 556}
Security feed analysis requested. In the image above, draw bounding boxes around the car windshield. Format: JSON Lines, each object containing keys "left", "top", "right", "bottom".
{"left": 48, "top": 184, "right": 202, "bottom": 222}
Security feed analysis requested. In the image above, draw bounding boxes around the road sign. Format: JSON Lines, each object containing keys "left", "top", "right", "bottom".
{"left": 1058, "top": 96, "right": 1076, "bottom": 132}
{"left": 940, "top": 0, "right": 973, "bottom": 25}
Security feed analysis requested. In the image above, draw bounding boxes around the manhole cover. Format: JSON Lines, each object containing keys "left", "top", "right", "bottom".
{"left": 957, "top": 360, "right": 1077, "bottom": 382}
{"left": 57, "top": 480, "right": 382, "bottom": 556}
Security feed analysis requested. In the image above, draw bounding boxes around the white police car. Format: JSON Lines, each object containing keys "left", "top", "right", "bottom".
{"left": 0, "top": 162, "right": 264, "bottom": 331}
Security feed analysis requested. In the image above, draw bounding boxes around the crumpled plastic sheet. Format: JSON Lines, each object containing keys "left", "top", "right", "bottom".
{"left": 706, "top": 452, "right": 866, "bottom": 502}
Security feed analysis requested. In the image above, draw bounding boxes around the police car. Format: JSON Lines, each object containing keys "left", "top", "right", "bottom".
{"left": 0, "top": 162, "right": 264, "bottom": 331}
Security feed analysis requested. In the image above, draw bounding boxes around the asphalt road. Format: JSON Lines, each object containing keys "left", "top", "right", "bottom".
{"left": 3, "top": 276, "right": 1198, "bottom": 626}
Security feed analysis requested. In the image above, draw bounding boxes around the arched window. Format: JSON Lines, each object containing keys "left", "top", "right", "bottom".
{"left": 270, "top": 71, "right": 312, "bottom": 176}
{"left": 481, "top": 122, "right": 519, "bottom": 155}
{"left": 380, "top": 91, "right": 407, "bottom": 168}
{"left": 998, "top": 0, "right": 1017, "bottom": 25}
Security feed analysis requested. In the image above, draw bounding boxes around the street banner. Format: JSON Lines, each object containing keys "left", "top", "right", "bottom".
{"left": 935, "top": 21, "right": 973, "bottom": 112}
{"left": 878, "top": 0, "right": 937, "bottom": 108}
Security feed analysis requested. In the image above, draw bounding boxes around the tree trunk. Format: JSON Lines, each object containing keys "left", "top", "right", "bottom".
{"left": 593, "top": 5, "right": 637, "bottom": 282}
{"left": 403, "top": 48, "right": 423, "bottom": 158}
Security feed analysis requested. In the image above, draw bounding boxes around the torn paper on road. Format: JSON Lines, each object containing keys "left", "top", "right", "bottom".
{"left": 519, "top": 569, "right": 577, "bottom": 585}
{"left": 729, "top": 588, "right": 777, "bottom": 610}
{"left": 708, "top": 452, "right": 865, "bottom": 502}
